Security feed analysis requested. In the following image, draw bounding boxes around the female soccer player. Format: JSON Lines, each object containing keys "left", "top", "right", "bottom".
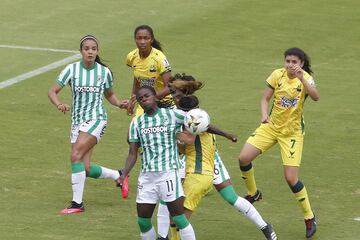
{"left": 238, "top": 47, "right": 319, "bottom": 238}
{"left": 48, "top": 35, "right": 129, "bottom": 214}
{"left": 126, "top": 25, "right": 173, "bottom": 116}
{"left": 164, "top": 74, "right": 277, "bottom": 240}
{"left": 118, "top": 86, "right": 196, "bottom": 240}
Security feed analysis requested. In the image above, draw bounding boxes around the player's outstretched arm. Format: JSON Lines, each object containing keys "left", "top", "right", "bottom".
{"left": 207, "top": 125, "right": 237, "bottom": 143}
{"left": 104, "top": 88, "right": 129, "bottom": 109}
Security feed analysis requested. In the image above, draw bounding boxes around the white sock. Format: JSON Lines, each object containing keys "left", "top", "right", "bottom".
{"left": 140, "top": 226, "right": 156, "bottom": 240}
{"left": 157, "top": 203, "right": 170, "bottom": 238}
{"left": 234, "top": 197, "right": 267, "bottom": 229}
{"left": 179, "top": 224, "right": 196, "bottom": 240}
{"left": 99, "top": 167, "right": 120, "bottom": 180}
{"left": 72, "top": 171, "right": 86, "bottom": 204}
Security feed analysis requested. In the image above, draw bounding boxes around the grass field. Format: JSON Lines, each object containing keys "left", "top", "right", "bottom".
{"left": 1, "top": 0, "right": 360, "bottom": 239}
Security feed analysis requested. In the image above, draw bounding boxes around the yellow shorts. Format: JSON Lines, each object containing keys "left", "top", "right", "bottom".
{"left": 183, "top": 173, "right": 213, "bottom": 211}
{"left": 246, "top": 123, "right": 304, "bottom": 166}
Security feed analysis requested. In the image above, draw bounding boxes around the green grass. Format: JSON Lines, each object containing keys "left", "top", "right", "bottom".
{"left": 1, "top": 0, "right": 360, "bottom": 239}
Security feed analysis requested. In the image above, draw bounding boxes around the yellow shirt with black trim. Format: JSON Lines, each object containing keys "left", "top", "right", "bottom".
{"left": 185, "top": 132, "right": 216, "bottom": 176}
{"left": 266, "top": 68, "right": 316, "bottom": 135}
{"left": 126, "top": 47, "right": 172, "bottom": 104}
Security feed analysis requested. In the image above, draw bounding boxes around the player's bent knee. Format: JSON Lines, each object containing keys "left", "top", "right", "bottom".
{"left": 219, "top": 185, "right": 238, "bottom": 205}
{"left": 172, "top": 214, "right": 190, "bottom": 230}
{"left": 137, "top": 217, "right": 152, "bottom": 233}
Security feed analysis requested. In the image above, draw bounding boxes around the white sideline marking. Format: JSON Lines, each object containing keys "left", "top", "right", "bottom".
{"left": 0, "top": 53, "right": 81, "bottom": 89}
{"left": 354, "top": 217, "right": 360, "bottom": 222}
{"left": 0, "top": 44, "right": 78, "bottom": 53}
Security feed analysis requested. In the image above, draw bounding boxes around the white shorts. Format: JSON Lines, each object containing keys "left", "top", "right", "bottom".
{"left": 70, "top": 120, "right": 107, "bottom": 144}
{"left": 178, "top": 155, "right": 186, "bottom": 179}
{"left": 213, "top": 151, "right": 230, "bottom": 185}
{"left": 136, "top": 170, "right": 184, "bottom": 204}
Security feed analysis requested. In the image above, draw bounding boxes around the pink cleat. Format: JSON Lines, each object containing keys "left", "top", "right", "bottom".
{"left": 60, "top": 201, "right": 84, "bottom": 215}
{"left": 121, "top": 175, "right": 129, "bottom": 199}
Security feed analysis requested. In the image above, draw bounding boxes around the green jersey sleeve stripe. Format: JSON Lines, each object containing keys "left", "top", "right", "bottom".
{"left": 57, "top": 67, "right": 71, "bottom": 86}
{"left": 56, "top": 80, "right": 65, "bottom": 87}
{"left": 105, "top": 68, "right": 113, "bottom": 89}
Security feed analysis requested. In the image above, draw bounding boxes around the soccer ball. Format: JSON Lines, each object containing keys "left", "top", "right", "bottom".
{"left": 184, "top": 108, "right": 210, "bottom": 135}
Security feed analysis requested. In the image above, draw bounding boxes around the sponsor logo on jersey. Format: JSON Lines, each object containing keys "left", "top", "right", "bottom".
{"left": 139, "top": 77, "right": 156, "bottom": 87}
{"left": 140, "top": 126, "right": 168, "bottom": 134}
{"left": 75, "top": 86, "right": 100, "bottom": 93}
{"left": 277, "top": 96, "right": 300, "bottom": 108}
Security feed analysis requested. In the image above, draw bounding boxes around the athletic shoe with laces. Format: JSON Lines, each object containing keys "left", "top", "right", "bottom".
{"left": 305, "top": 215, "right": 316, "bottom": 238}
{"left": 244, "top": 190, "right": 262, "bottom": 204}
{"left": 60, "top": 201, "right": 84, "bottom": 215}
{"left": 261, "top": 223, "right": 277, "bottom": 240}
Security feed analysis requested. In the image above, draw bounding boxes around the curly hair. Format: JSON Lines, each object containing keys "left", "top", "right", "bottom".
{"left": 168, "top": 73, "right": 203, "bottom": 95}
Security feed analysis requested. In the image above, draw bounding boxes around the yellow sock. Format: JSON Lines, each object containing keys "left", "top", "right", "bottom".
{"left": 240, "top": 163, "right": 257, "bottom": 195}
{"left": 292, "top": 181, "right": 314, "bottom": 219}
{"left": 170, "top": 225, "right": 180, "bottom": 240}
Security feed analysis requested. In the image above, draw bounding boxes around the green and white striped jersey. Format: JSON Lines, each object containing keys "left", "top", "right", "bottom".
{"left": 56, "top": 61, "right": 113, "bottom": 124}
{"left": 129, "top": 108, "right": 185, "bottom": 173}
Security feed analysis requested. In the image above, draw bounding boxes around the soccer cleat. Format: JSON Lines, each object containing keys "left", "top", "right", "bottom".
{"left": 116, "top": 170, "right": 129, "bottom": 199}
{"left": 305, "top": 215, "right": 316, "bottom": 238}
{"left": 244, "top": 190, "right": 262, "bottom": 204}
{"left": 261, "top": 223, "right": 277, "bottom": 240}
{"left": 121, "top": 175, "right": 129, "bottom": 199}
{"left": 60, "top": 201, "right": 84, "bottom": 215}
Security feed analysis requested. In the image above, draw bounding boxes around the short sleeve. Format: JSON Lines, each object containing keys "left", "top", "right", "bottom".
{"left": 56, "top": 64, "right": 72, "bottom": 87}
{"left": 173, "top": 109, "right": 185, "bottom": 125}
{"left": 265, "top": 70, "right": 278, "bottom": 89}
{"left": 128, "top": 118, "right": 140, "bottom": 143}
{"left": 126, "top": 52, "right": 132, "bottom": 67}
{"left": 104, "top": 68, "right": 113, "bottom": 89}
{"left": 307, "top": 76, "right": 316, "bottom": 87}
{"left": 158, "top": 54, "right": 171, "bottom": 74}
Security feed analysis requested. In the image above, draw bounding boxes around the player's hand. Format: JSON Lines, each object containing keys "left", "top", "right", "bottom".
{"left": 126, "top": 95, "right": 136, "bottom": 116}
{"left": 119, "top": 99, "right": 130, "bottom": 109}
{"left": 226, "top": 133, "right": 238, "bottom": 143}
{"left": 293, "top": 65, "right": 304, "bottom": 81}
{"left": 116, "top": 174, "right": 126, "bottom": 187}
{"left": 57, "top": 103, "right": 69, "bottom": 114}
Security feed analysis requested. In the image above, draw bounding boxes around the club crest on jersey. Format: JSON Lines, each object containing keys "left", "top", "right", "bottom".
{"left": 149, "top": 65, "right": 157, "bottom": 72}
{"left": 140, "top": 126, "right": 168, "bottom": 134}
{"left": 277, "top": 96, "right": 300, "bottom": 108}
{"left": 163, "top": 116, "right": 169, "bottom": 125}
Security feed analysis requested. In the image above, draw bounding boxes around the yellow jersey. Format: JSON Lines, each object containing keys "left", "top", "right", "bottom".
{"left": 185, "top": 132, "right": 216, "bottom": 176}
{"left": 266, "top": 68, "right": 316, "bottom": 135}
{"left": 126, "top": 47, "right": 172, "bottom": 103}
